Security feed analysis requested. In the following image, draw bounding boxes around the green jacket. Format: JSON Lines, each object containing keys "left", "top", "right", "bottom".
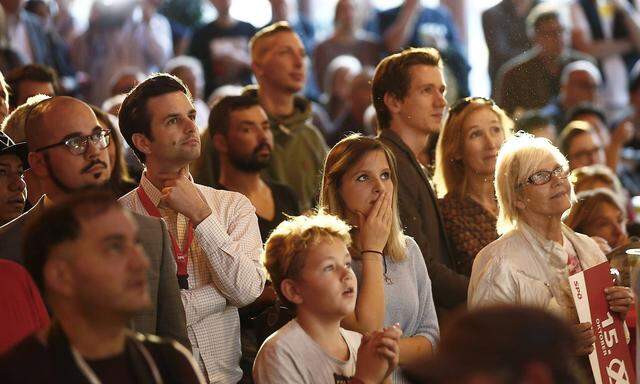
{"left": 243, "top": 87, "right": 328, "bottom": 211}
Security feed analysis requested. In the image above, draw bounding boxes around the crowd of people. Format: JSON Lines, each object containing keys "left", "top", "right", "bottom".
{"left": 0, "top": 0, "right": 639, "bottom": 383}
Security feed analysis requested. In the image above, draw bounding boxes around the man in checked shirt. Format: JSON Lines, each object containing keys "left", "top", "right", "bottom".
{"left": 118, "top": 73, "right": 266, "bottom": 383}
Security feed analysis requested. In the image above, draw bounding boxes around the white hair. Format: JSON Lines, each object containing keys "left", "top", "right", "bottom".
{"left": 495, "top": 133, "right": 572, "bottom": 235}
{"left": 560, "top": 60, "right": 602, "bottom": 86}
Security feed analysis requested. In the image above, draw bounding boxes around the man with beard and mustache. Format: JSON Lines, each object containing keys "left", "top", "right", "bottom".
{"left": 211, "top": 95, "right": 300, "bottom": 242}
{"left": 210, "top": 94, "right": 299, "bottom": 383}
{"left": 118, "top": 74, "right": 266, "bottom": 383}
{"left": 0, "top": 96, "right": 189, "bottom": 347}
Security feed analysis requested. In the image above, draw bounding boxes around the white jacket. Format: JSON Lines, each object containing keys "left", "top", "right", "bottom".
{"left": 468, "top": 222, "right": 607, "bottom": 322}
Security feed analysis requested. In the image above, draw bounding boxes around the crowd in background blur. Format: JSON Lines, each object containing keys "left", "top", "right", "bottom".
{"left": 0, "top": 0, "right": 639, "bottom": 383}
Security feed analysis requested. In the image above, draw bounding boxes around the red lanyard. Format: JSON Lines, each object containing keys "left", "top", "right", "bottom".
{"left": 136, "top": 187, "right": 194, "bottom": 278}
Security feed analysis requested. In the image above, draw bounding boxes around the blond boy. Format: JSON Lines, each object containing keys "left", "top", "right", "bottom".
{"left": 253, "top": 212, "right": 400, "bottom": 384}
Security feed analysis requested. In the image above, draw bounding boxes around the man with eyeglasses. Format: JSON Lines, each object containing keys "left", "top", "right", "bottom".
{"left": 0, "top": 96, "right": 189, "bottom": 348}
{"left": 558, "top": 119, "right": 606, "bottom": 171}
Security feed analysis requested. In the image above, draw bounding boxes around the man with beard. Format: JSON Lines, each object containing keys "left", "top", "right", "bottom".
{"left": 209, "top": 94, "right": 299, "bottom": 382}
{"left": 211, "top": 95, "right": 300, "bottom": 242}
{"left": 118, "top": 74, "right": 266, "bottom": 383}
{"left": 0, "top": 96, "right": 189, "bottom": 347}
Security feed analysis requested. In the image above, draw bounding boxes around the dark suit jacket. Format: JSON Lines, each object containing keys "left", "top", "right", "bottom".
{"left": 0, "top": 198, "right": 188, "bottom": 346}
{"left": 379, "top": 129, "right": 468, "bottom": 312}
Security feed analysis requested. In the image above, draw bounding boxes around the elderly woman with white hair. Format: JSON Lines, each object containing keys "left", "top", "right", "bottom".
{"left": 468, "top": 133, "right": 633, "bottom": 359}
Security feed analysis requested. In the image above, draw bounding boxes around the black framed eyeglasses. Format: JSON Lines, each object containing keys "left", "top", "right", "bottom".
{"left": 35, "top": 128, "right": 111, "bottom": 155}
{"left": 520, "top": 165, "right": 569, "bottom": 188}
{"left": 449, "top": 96, "right": 495, "bottom": 115}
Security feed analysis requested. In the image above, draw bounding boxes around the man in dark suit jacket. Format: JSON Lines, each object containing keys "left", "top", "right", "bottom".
{"left": 372, "top": 47, "right": 468, "bottom": 318}
{"left": 0, "top": 95, "right": 188, "bottom": 346}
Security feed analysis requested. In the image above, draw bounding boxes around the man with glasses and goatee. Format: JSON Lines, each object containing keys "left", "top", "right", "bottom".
{"left": 0, "top": 96, "right": 188, "bottom": 347}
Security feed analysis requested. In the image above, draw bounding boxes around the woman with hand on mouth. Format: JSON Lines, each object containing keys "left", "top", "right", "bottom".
{"left": 319, "top": 134, "right": 439, "bottom": 383}
{"left": 468, "top": 133, "right": 633, "bottom": 371}
{"left": 434, "top": 97, "right": 512, "bottom": 277}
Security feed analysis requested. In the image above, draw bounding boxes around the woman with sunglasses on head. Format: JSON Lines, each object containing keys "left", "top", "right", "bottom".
{"left": 468, "top": 133, "right": 633, "bottom": 367}
{"left": 319, "top": 134, "right": 439, "bottom": 383}
{"left": 434, "top": 97, "right": 512, "bottom": 276}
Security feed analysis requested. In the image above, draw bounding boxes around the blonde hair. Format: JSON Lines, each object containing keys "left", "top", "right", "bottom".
{"left": 434, "top": 98, "right": 513, "bottom": 198}
{"left": 495, "top": 133, "right": 572, "bottom": 235}
{"left": 570, "top": 164, "right": 623, "bottom": 196}
{"left": 262, "top": 212, "right": 352, "bottom": 309}
{"left": 563, "top": 188, "right": 626, "bottom": 234}
{"left": 319, "top": 134, "right": 406, "bottom": 262}
{"left": 1, "top": 94, "right": 50, "bottom": 142}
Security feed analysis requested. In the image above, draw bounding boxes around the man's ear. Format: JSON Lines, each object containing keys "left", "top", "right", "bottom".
{"left": 383, "top": 92, "right": 402, "bottom": 115}
{"left": 212, "top": 133, "right": 228, "bottom": 154}
{"left": 44, "top": 256, "right": 74, "bottom": 298}
{"left": 131, "top": 133, "right": 153, "bottom": 157}
{"left": 280, "top": 278, "right": 303, "bottom": 306}
{"left": 28, "top": 152, "right": 48, "bottom": 178}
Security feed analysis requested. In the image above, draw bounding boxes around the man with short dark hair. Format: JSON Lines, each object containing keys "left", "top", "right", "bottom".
{"left": 496, "top": 3, "right": 593, "bottom": 115}
{"left": 372, "top": 47, "right": 468, "bottom": 318}
{"left": 118, "top": 73, "right": 266, "bottom": 383}
{"left": 0, "top": 95, "right": 189, "bottom": 347}
{"left": 6, "top": 64, "right": 58, "bottom": 110}
{"left": 211, "top": 95, "right": 299, "bottom": 242}
{"left": 247, "top": 21, "right": 328, "bottom": 211}
{"left": 0, "top": 190, "right": 205, "bottom": 384}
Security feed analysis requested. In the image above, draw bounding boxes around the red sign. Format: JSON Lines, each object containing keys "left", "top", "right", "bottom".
{"left": 570, "top": 261, "right": 635, "bottom": 384}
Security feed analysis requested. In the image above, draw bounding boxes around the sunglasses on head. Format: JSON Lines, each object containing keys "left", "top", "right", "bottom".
{"left": 448, "top": 96, "right": 495, "bottom": 115}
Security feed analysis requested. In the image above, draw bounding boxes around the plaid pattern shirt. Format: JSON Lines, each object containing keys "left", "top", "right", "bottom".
{"left": 119, "top": 173, "right": 266, "bottom": 383}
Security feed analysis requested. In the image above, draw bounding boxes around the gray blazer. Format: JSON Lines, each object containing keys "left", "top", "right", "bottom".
{"left": 0, "top": 198, "right": 188, "bottom": 346}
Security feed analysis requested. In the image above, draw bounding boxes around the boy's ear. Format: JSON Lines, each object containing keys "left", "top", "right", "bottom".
{"left": 280, "top": 278, "right": 304, "bottom": 306}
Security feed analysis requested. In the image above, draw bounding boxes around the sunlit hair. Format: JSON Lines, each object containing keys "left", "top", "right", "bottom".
{"left": 434, "top": 98, "right": 513, "bottom": 198}
{"left": 495, "top": 132, "right": 572, "bottom": 235}
{"left": 319, "top": 134, "right": 406, "bottom": 262}
{"left": 570, "top": 164, "right": 623, "bottom": 196}
{"left": 1, "top": 94, "right": 49, "bottom": 142}
{"left": 563, "top": 188, "right": 626, "bottom": 236}
{"left": 262, "top": 211, "right": 352, "bottom": 309}
{"left": 249, "top": 21, "right": 294, "bottom": 63}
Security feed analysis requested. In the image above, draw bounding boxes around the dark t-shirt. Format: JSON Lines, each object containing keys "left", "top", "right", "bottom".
{"left": 218, "top": 181, "right": 300, "bottom": 243}
{"left": 87, "top": 352, "right": 137, "bottom": 384}
{"left": 188, "top": 19, "right": 257, "bottom": 97}
{"left": 0, "top": 332, "right": 202, "bottom": 384}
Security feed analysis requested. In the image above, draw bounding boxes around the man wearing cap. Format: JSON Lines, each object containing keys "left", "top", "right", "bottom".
{"left": 0, "top": 131, "right": 28, "bottom": 226}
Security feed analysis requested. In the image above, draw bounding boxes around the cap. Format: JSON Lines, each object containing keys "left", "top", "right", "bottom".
{"left": 0, "top": 131, "right": 29, "bottom": 170}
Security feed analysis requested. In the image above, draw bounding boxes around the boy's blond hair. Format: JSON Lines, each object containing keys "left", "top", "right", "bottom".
{"left": 262, "top": 212, "right": 351, "bottom": 309}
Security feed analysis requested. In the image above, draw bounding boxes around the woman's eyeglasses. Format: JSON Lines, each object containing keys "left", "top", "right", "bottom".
{"left": 520, "top": 165, "right": 570, "bottom": 188}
